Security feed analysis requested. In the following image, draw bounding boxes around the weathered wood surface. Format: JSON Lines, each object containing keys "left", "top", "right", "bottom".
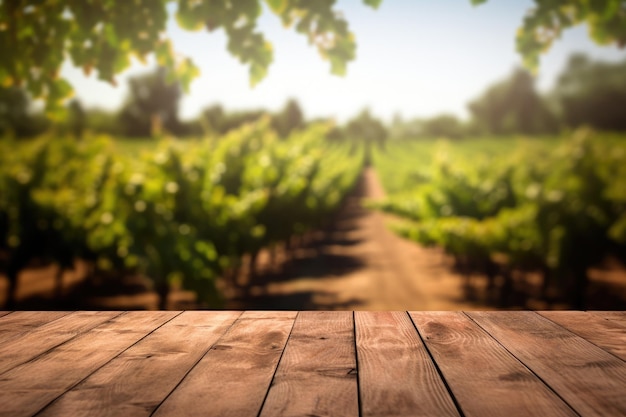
{"left": 0, "top": 311, "right": 624, "bottom": 417}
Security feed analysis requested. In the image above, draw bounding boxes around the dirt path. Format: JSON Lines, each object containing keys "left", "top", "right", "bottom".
{"left": 227, "top": 167, "right": 487, "bottom": 310}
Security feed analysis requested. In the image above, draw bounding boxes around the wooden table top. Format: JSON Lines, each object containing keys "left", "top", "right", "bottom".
{"left": 0, "top": 310, "right": 624, "bottom": 417}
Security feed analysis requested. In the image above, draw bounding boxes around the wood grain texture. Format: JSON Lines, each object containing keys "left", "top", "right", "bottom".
{"left": 153, "top": 311, "right": 296, "bottom": 417}
{"left": 0, "top": 311, "right": 179, "bottom": 417}
{"left": 467, "top": 311, "right": 626, "bottom": 417}
{"left": 0, "top": 311, "right": 120, "bottom": 375}
{"left": 37, "top": 311, "right": 240, "bottom": 417}
{"left": 260, "top": 311, "right": 358, "bottom": 417}
{"left": 410, "top": 311, "right": 576, "bottom": 417}
{"left": 0, "top": 311, "right": 71, "bottom": 346}
{"left": 355, "top": 311, "right": 459, "bottom": 417}
{"left": 539, "top": 311, "right": 626, "bottom": 361}
{"left": 590, "top": 311, "right": 626, "bottom": 326}
{"left": 0, "top": 311, "right": 12, "bottom": 318}
{"left": 0, "top": 310, "right": 624, "bottom": 417}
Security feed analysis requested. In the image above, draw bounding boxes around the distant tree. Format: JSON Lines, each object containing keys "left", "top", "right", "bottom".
{"left": 271, "top": 99, "right": 304, "bottom": 138}
{"left": 346, "top": 109, "right": 387, "bottom": 165}
{"left": 553, "top": 54, "right": 626, "bottom": 131}
{"left": 468, "top": 68, "right": 557, "bottom": 135}
{"left": 201, "top": 105, "right": 226, "bottom": 135}
{"left": 118, "top": 67, "right": 182, "bottom": 138}
{"left": 200, "top": 105, "right": 266, "bottom": 136}
{"left": 0, "top": 86, "right": 48, "bottom": 138}
{"left": 389, "top": 114, "right": 472, "bottom": 140}
{"left": 422, "top": 114, "right": 466, "bottom": 140}
{"left": 84, "top": 108, "right": 123, "bottom": 136}
{"left": 67, "top": 99, "right": 86, "bottom": 140}
{"left": 225, "top": 110, "right": 267, "bottom": 133}
{"left": 325, "top": 125, "right": 346, "bottom": 144}
{"left": 389, "top": 115, "right": 424, "bottom": 140}
{"left": 0, "top": 86, "right": 29, "bottom": 137}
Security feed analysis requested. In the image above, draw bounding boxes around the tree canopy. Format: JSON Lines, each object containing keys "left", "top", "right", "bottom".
{"left": 345, "top": 109, "right": 387, "bottom": 164}
{"left": 1, "top": 0, "right": 381, "bottom": 113}
{"left": 510, "top": 0, "right": 626, "bottom": 70}
{"left": 118, "top": 67, "right": 183, "bottom": 137}
{"left": 0, "top": 85, "right": 48, "bottom": 137}
{"left": 468, "top": 68, "right": 557, "bottom": 135}
{"left": 271, "top": 98, "right": 304, "bottom": 137}
{"left": 1, "top": 0, "right": 624, "bottom": 112}
{"left": 553, "top": 53, "right": 626, "bottom": 131}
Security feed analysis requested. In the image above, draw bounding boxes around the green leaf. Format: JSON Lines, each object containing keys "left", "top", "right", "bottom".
{"left": 51, "top": 78, "right": 73, "bottom": 100}
{"left": 103, "top": 24, "right": 118, "bottom": 46}
{"left": 249, "top": 64, "right": 265, "bottom": 87}
{"left": 175, "top": 6, "right": 204, "bottom": 31}
{"left": 265, "top": 0, "right": 287, "bottom": 14}
{"left": 329, "top": 56, "right": 347, "bottom": 76}
{"left": 363, "top": 0, "right": 383, "bottom": 9}
{"left": 176, "top": 58, "right": 201, "bottom": 93}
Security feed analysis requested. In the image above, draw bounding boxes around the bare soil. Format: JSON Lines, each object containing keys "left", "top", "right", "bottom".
{"left": 2, "top": 167, "right": 625, "bottom": 310}
{"left": 226, "top": 167, "right": 491, "bottom": 310}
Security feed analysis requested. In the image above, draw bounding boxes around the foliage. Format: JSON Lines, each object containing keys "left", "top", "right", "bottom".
{"left": 553, "top": 53, "right": 626, "bottom": 131}
{"left": 198, "top": 105, "right": 266, "bottom": 136}
{"left": 392, "top": 54, "right": 625, "bottom": 139}
{"left": 4, "top": 1, "right": 623, "bottom": 112}
{"left": 468, "top": 68, "right": 557, "bottom": 135}
{"left": 345, "top": 109, "right": 388, "bottom": 164}
{"left": 118, "top": 67, "right": 183, "bottom": 138}
{"left": 420, "top": 114, "right": 467, "bottom": 140}
{"left": 271, "top": 98, "right": 304, "bottom": 138}
{"left": 0, "top": 86, "right": 49, "bottom": 138}
{"left": 84, "top": 107, "right": 123, "bottom": 136}
{"left": 511, "top": 0, "right": 626, "bottom": 70}
{"left": 0, "top": 120, "right": 363, "bottom": 308}
{"left": 0, "top": 0, "right": 380, "bottom": 113}
{"left": 194, "top": 99, "right": 304, "bottom": 138}
{"left": 199, "top": 104, "right": 227, "bottom": 135}
{"left": 373, "top": 131, "right": 626, "bottom": 308}
{"left": 67, "top": 99, "right": 86, "bottom": 139}
{"left": 392, "top": 114, "right": 470, "bottom": 140}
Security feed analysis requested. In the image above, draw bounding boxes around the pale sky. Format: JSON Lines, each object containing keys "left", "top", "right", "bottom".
{"left": 60, "top": 0, "right": 626, "bottom": 123}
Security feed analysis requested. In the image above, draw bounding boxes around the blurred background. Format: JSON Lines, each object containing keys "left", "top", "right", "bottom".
{"left": 1, "top": 0, "right": 625, "bottom": 311}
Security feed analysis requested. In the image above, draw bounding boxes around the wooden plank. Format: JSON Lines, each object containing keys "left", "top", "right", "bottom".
{"left": 153, "top": 311, "right": 296, "bottom": 417}
{"left": 409, "top": 311, "right": 576, "bottom": 417}
{"left": 260, "top": 311, "right": 358, "bottom": 417}
{"left": 0, "top": 311, "right": 69, "bottom": 332}
{"left": 0, "top": 311, "right": 71, "bottom": 345}
{"left": 590, "top": 311, "right": 626, "bottom": 327}
{"left": 0, "top": 311, "right": 121, "bottom": 375}
{"left": 355, "top": 311, "right": 459, "bottom": 417}
{"left": 37, "top": 311, "right": 241, "bottom": 417}
{"left": 540, "top": 311, "right": 626, "bottom": 361}
{"left": 467, "top": 311, "right": 626, "bottom": 417}
{"left": 0, "top": 311, "right": 179, "bottom": 417}
{"left": 0, "top": 311, "right": 12, "bottom": 318}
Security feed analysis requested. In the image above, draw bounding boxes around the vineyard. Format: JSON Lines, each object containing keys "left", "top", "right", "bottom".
{"left": 0, "top": 119, "right": 363, "bottom": 309}
{"left": 2, "top": 124, "right": 626, "bottom": 310}
{"left": 372, "top": 130, "right": 626, "bottom": 309}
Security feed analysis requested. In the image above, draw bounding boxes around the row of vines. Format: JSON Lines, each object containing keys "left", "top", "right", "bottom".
{"left": 0, "top": 119, "right": 363, "bottom": 309}
{"left": 373, "top": 130, "right": 626, "bottom": 309}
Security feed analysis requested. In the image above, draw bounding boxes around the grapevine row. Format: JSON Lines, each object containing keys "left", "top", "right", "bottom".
{"left": 0, "top": 119, "right": 363, "bottom": 308}
{"left": 373, "top": 131, "right": 626, "bottom": 308}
